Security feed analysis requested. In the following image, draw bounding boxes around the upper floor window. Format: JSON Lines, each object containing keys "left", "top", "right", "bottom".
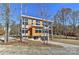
{"left": 32, "top": 20, "right": 34, "bottom": 25}
{"left": 49, "top": 26, "right": 52, "bottom": 28}
{"left": 43, "top": 22, "right": 48, "bottom": 27}
{"left": 22, "top": 22, "right": 28, "bottom": 25}
{"left": 48, "top": 22, "right": 52, "bottom": 28}
{"left": 23, "top": 18, "right": 28, "bottom": 22}
{"left": 36, "top": 20, "right": 40, "bottom": 25}
{"left": 22, "top": 18, "right": 28, "bottom": 25}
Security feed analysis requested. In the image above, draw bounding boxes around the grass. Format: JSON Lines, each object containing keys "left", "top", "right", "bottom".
{"left": 49, "top": 35, "right": 79, "bottom": 45}
{"left": 0, "top": 41, "right": 63, "bottom": 55}
{"left": 0, "top": 40, "right": 63, "bottom": 55}
{"left": 53, "top": 35, "right": 76, "bottom": 39}
{"left": 0, "top": 39, "right": 62, "bottom": 48}
{"left": 52, "top": 35, "right": 79, "bottom": 45}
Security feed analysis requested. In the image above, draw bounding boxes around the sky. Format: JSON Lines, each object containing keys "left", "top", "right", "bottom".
{"left": 1, "top": 3, "right": 79, "bottom": 24}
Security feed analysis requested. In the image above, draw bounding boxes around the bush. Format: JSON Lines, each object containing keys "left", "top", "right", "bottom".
{"left": 64, "top": 32, "right": 76, "bottom": 37}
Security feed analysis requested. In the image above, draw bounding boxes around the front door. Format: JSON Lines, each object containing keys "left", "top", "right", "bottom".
{"left": 30, "top": 28, "right": 32, "bottom": 37}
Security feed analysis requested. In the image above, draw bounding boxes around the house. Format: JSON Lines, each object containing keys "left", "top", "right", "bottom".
{"left": 21, "top": 15, "right": 53, "bottom": 40}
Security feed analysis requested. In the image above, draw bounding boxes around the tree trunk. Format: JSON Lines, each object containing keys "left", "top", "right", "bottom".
{"left": 5, "top": 3, "right": 10, "bottom": 43}
{"left": 20, "top": 3, "right": 22, "bottom": 42}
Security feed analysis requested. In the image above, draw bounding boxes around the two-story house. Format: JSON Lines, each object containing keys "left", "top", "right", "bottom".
{"left": 21, "top": 15, "right": 53, "bottom": 40}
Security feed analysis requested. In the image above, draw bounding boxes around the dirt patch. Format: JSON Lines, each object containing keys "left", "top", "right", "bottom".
{"left": 0, "top": 40, "right": 62, "bottom": 48}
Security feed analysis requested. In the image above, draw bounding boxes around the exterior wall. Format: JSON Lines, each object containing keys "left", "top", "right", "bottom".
{"left": 28, "top": 19, "right": 32, "bottom": 25}
{"left": 33, "top": 20, "right": 36, "bottom": 26}
{"left": 32, "top": 27, "right": 43, "bottom": 37}
{"left": 40, "top": 20, "right": 43, "bottom": 27}
{"left": 28, "top": 19, "right": 44, "bottom": 37}
{"left": 28, "top": 19, "right": 32, "bottom": 37}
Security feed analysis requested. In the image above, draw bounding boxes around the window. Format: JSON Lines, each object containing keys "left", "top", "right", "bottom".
{"left": 22, "top": 30, "right": 24, "bottom": 33}
{"left": 48, "top": 22, "right": 52, "bottom": 28}
{"left": 25, "top": 22, "right": 28, "bottom": 25}
{"left": 43, "top": 22, "right": 48, "bottom": 27}
{"left": 49, "top": 26, "right": 52, "bottom": 28}
{"left": 22, "top": 18, "right": 28, "bottom": 25}
{"left": 22, "top": 29, "right": 28, "bottom": 33}
{"left": 22, "top": 22, "right": 28, "bottom": 25}
{"left": 25, "top": 18, "right": 28, "bottom": 22}
{"left": 35, "top": 27, "right": 42, "bottom": 33}
{"left": 22, "top": 22, "right": 25, "bottom": 25}
{"left": 35, "top": 30, "right": 39, "bottom": 33}
{"left": 43, "top": 29, "right": 48, "bottom": 33}
{"left": 35, "top": 30, "right": 41, "bottom": 33}
{"left": 36, "top": 20, "right": 40, "bottom": 25}
{"left": 39, "top": 30, "right": 41, "bottom": 33}
{"left": 32, "top": 20, "right": 34, "bottom": 25}
{"left": 23, "top": 18, "right": 28, "bottom": 22}
{"left": 45, "top": 30, "right": 48, "bottom": 33}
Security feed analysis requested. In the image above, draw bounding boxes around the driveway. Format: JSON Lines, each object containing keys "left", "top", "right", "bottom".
{"left": 0, "top": 36, "right": 16, "bottom": 41}
{"left": 47, "top": 41, "right": 79, "bottom": 55}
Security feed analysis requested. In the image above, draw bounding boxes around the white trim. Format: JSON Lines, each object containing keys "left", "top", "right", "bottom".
{"left": 21, "top": 15, "right": 53, "bottom": 22}
{"left": 22, "top": 25, "right": 29, "bottom": 28}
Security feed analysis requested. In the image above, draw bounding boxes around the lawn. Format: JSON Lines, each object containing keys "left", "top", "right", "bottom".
{"left": 0, "top": 39, "right": 63, "bottom": 55}
{"left": 50, "top": 35, "right": 79, "bottom": 45}
{"left": 53, "top": 35, "right": 76, "bottom": 39}
{"left": 0, "top": 39, "right": 62, "bottom": 48}
{"left": 52, "top": 38, "right": 79, "bottom": 45}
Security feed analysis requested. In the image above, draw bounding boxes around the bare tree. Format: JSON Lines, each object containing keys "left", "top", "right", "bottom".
{"left": 19, "top": 3, "right": 22, "bottom": 42}
{"left": 71, "top": 11, "right": 79, "bottom": 39}
{"left": 23, "top": 3, "right": 27, "bottom": 40}
{"left": 37, "top": 4, "right": 51, "bottom": 44}
{"left": 61, "top": 8, "right": 72, "bottom": 38}
{"left": 5, "top": 3, "right": 10, "bottom": 43}
{"left": 53, "top": 8, "right": 72, "bottom": 38}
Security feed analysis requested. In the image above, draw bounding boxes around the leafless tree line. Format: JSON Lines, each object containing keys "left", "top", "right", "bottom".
{"left": 53, "top": 8, "right": 79, "bottom": 39}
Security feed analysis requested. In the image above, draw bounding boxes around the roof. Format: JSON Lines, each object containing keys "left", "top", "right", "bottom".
{"left": 21, "top": 15, "right": 53, "bottom": 23}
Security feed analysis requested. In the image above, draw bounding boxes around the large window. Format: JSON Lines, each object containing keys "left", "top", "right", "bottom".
{"left": 36, "top": 30, "right": 41, "bottom": 33}
{"left": 22, "top": 22, "right": 28, "bottom": 25}
{"left": 35, "top": 27, "right": 42, "bottom": 33}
